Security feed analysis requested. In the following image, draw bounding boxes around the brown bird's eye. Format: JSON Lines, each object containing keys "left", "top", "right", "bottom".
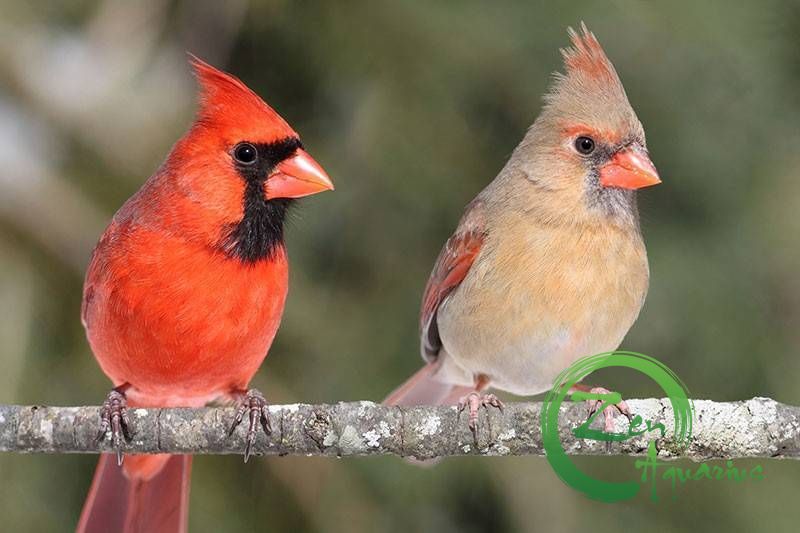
{"left": 233, "top": 143, "right": 258, "bottom": 165}
{"left": 575, "top": 136, "right": 595, "bottom": 155}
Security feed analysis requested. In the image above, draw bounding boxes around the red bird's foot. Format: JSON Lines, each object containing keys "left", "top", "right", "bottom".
{"left": 458, "top": 392, "right": 504, "bottom": 441}
{"left": 95, "top": 387, "right": 133, "bottom": 465}
{"left": 572, "top": 385, "right": 631, "bottom": 433}
{"left": 227, "top": 389, "right": 272, "bottom": 463}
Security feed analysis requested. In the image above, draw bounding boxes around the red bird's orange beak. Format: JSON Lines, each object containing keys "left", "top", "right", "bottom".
{"left": 599, "top": 145, "right": 661, "bottom": 190}
{"left": 266, "top": 149, "right": 334, "bottom": 199}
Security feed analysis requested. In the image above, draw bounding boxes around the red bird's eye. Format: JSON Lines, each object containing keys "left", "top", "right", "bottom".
{"left": 575, "top": 136, "right": 595, "bottom": 155}
{"left": 233, "top": 143, "right": 258, "bottom": 165}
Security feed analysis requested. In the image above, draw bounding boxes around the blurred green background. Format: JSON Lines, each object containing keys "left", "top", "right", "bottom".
{"left": 2, "top": 0, "right": 800, "bottom": 531}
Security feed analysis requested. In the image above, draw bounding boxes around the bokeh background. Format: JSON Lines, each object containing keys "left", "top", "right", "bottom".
{"left": 2, "top": 1, "right": 800, "bottom": 531}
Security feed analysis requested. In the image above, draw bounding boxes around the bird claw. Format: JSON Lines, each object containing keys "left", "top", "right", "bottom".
{"left": 584, "top": 386, "right": 631, "bottom": 433}
{"left": 96, "top": 388, "right": 133, "bottom": 466}
{"left": 228, "top": 389, "right": 272, "bottom": 463}
{"left": 458, "top": 392, "right": 504, "bottom": 442}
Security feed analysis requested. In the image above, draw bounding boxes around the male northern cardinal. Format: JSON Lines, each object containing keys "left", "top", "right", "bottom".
{"left": 77, "top": 57, "right": 333, "bottom": 533}
{"left": 386, "top": 25, "right": 660, "bottom": 433}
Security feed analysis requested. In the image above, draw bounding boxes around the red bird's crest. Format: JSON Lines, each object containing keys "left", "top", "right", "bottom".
{"left": 189, "top": 55, "right": 298, "bottom": 144}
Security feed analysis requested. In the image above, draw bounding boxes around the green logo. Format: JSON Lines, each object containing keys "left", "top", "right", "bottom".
{"left": 540, "top": 351, "right": 694, "bottom": 502}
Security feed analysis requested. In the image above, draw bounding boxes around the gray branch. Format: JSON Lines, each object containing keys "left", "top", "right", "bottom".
{"left": 1, "top": 398, "right": 798, "bottom": 461}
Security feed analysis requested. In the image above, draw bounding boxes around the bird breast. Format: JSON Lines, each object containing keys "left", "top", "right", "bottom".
{"left": 435, "top": 216, "right": 649, "bottom": 396}
{"left": 83, "top": 224, "right": 289, "bottom": 406}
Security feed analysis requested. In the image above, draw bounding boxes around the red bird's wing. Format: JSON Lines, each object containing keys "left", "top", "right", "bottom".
{"left": 420, "top": 200, "right": 486, "bottom": 362}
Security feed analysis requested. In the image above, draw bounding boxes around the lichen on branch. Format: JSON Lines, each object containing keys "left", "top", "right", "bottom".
{"left": 0, "top": 398, "right": 798, "bottom": 461}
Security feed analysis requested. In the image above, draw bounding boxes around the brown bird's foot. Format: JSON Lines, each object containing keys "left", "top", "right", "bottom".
{"left": 227, "top": 389, "right": 272, "bottom": 463}
{"left": 95, "top": 386, "right": 133, "bottom": 466}
{"left": 571, "top": 385, "right": 631, "bottom": 433}
{"left": 458, "top": 392, "right": 504, "bottom": 441}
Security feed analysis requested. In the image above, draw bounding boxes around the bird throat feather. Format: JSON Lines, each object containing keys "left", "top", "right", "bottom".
{"left": 222, "top": 138, "right": 303, "bottom": 263}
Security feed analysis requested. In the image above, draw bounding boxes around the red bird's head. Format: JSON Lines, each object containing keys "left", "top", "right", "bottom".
{"left": 510, "top": 24, "right": 659, "bottom": 226}
{"left": 157, "top": 57, "right": 333, "bottom": 262}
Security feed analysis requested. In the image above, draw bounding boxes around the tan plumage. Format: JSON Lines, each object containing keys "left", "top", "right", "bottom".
{"left": 386, "top": 23, "right": 660, "bottom": 406}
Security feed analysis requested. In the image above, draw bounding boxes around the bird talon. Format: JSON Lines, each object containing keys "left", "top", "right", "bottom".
{"left": 457, "top": 391, "right": 503, "bottom": 442}
{"left": 615, "top": 399, "right": 632, "bottom": 419}
{"left": 228, "top": 389, "right": 271, "bottom": 462}
{"left": 457, "top": 396, "right": 470, "bottom": 415}
{"left": 227, "top": 404, "right": 246, "bottom": 437}
{"left": 96, "top": 388, "right": 132, "bottom": 465}
{"left": 575, "top": 386, "right": 633, "bottom": 434}
{"left": 260, "top": 407, "right": 272, "bottom": 435}
{"left": 482, "top": 394, "right": 504, "bottom": 411}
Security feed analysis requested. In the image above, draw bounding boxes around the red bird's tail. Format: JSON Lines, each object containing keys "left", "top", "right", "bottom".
{"left": 384, "top": 362, "right": 471, "bottom": 407}
{"left": 77, "top": 454, "right": 192, "bottom": 533}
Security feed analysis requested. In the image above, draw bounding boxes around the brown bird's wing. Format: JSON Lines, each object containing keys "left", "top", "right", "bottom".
{"left": 420, "top": 200, "right": 486, "bottom": 362}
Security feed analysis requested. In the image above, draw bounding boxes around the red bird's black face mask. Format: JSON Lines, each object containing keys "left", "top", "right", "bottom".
{"left": 230, "top": 137, "right": 333, "bottom": 200}
{"left": 221, "top": 136, "right": 333, "bottom": 263}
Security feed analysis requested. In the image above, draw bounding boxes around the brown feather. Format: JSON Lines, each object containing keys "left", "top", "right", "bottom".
{"left": 419, "top": 200, "right": 486, "bottom": 361}
{"left": 390, "top": 24, "right": 655, "bottom": 407}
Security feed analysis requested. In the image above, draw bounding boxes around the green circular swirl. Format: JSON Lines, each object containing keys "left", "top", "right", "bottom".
{"left": 540, "top": 351, "right": 693, "bottom": 502}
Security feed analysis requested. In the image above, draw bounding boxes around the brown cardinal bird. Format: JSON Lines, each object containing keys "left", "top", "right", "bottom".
{"left": 385, "top": 24, "right": 660, "bottom": 433}
{"left": 77, "top": 58, "right": 333, "bottom": 532}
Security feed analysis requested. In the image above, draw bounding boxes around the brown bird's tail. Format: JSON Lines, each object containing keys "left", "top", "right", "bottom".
{"left": 384, "top": 362, "right": 471, "bottom": 407}
{"left": 77, "top": 454, "right": 192, "bottom": 533}
{"left": 384, "top": 362, "right": 471, "bottom": 467}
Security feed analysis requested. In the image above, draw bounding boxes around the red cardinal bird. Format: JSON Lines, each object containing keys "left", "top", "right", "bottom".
{"left": 385, "top": 25, "right": 660, "bottom": 433}
{"left": 77, "top": 57, "right": 333, "bottom": 533}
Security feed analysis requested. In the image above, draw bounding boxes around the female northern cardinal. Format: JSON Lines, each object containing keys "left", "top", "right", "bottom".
{"left": 77, "top": 57, "right": 333, "bottom": 533}
{"left": 385, "top": 25, "right": 660, "bottom": 433}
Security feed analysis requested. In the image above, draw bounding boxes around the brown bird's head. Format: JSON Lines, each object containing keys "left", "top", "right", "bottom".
{"left": 156, "top": 57, "right": 333, "bottom": 262}
{"left": 506, "top": 24, "right": 659, "bottom": 226}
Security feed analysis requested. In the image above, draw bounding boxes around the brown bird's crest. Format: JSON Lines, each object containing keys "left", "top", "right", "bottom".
{"left": 560, "top": 22, "right": 620, "bottom": 84}
{"left": 540, "top": 23, "right": 640, "bottom": 146}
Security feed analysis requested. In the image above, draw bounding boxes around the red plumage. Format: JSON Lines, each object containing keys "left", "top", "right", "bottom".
{"left": 78, "top": 57, "right": 333, "bottom": 532}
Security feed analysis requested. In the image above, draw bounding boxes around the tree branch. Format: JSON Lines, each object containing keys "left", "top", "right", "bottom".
{"left": 1, "top": 398, "right": 798, "bottom": 460}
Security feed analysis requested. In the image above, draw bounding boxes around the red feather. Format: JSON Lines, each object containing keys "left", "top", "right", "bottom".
{"left": 79, "top": 57, "right": 331, "bottom": 530}
{"left": 77, "top": 455, "right": 191, "bottom": 533}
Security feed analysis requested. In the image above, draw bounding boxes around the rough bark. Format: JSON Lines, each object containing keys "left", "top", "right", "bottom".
{"left": 0, "top": 398, "right": 798, "bottom": 461}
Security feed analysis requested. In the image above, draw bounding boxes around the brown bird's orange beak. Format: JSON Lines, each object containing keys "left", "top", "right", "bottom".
{"left": 266, "top": 149, "right": 334, "bottom": 199}
{"left": 599, "top": 145, "right": 661, "bottom": 190}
